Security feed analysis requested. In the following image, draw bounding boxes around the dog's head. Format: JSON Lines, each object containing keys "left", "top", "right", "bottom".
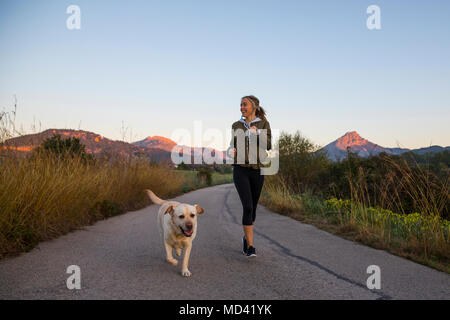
{"left": 165, "top": 203, "right": 204, "bottom": 237}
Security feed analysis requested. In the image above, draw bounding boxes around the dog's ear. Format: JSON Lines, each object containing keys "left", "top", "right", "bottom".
{"left": 194, "top": 204, "right": 204, "bottom": 215}
{"left": 164, "top": 205, "right": 175, "bottom": 216}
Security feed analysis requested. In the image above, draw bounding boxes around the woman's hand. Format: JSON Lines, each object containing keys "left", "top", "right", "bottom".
{"left": 249, "top": 126, "right": 258, "bottom": 134}
{"left": 228, "top": 148, "right": 236, "bottom": 157}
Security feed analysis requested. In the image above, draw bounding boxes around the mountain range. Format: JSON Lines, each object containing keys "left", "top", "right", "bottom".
{"left": 2, "top": 129, "right": 448, "bottom": 164}
{"left": 320, "top": 131, "right": 449, "bottom": 161}
{"left": 1, "top": 129, "right": 227, "bottom": 166}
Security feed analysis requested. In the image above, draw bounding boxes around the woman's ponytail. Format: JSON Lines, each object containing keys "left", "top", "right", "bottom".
{"left": 242, "top": 95, "right": 267, "bottom": 121}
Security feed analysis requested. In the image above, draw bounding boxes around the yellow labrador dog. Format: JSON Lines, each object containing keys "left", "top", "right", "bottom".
{"left": 145, "top": 189, "right": 204, "bottom": 277}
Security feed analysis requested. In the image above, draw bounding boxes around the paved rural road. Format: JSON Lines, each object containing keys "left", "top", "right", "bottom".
{"left": 0, "top": 184, "right": 449, "bottom": 299}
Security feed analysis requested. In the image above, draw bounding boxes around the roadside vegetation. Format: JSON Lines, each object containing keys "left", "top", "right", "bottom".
{"left": 260, "top": 131, "right": 449, "bottom": 273}
{"left": 0, "top": 131, "right": 232, "bottom": 259}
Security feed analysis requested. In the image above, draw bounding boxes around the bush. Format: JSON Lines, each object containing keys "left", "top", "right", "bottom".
{"left": 276, "top": 130, "right": 449, "bottom": 219}
{"left": 277, "top": 130, "right": 330, "bottom": 195}
{"left": 177, "top": 161, "right": 190, "bottom": 170}
{"left": 197, "top": 167, "right": 212, "bottom": 186}
{"left": 32, "top": 134, "right": 94, "bottom": 163}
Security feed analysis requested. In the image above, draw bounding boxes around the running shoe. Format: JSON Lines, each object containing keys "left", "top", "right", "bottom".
{"left": 246, "top": 246, "right": 256, "bottom": 257}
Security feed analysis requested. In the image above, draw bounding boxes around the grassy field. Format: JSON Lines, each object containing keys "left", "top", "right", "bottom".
{"left": 175, "top": 169, "right": 233, "bottom": 192}
{"left": 0, "top": 150, "right": 233, "bottom": 259}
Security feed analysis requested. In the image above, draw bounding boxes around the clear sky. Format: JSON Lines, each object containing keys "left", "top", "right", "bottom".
{"left": 1, "top": 0, "right": 449, "bottom": 150}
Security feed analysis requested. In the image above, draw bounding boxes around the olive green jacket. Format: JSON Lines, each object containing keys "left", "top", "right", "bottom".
{"left": 226, "top": 116, "right": 272, "bottom": 169}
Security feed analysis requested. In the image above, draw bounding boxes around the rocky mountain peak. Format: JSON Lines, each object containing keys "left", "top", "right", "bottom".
{"left": 336, "top": 131, "right": 368, "bottom": 148}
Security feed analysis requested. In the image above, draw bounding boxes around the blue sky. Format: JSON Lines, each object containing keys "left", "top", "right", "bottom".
{"left": 0, "top": 0, "right": 449, "bottom": 150}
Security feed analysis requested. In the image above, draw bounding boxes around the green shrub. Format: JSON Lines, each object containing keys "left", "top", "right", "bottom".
{"left": 33, "top": 134, "right": 94, "bottom": 162}
{"left": 197, "top": 167, "right": 212, "bottom": 186}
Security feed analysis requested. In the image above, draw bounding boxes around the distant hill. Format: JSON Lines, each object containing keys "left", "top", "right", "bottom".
{"left": 2, "top": 129, "right": 172, "bottom": 163}
{"left": 133, "top": 136, "right": 177, "bottom": 152}
{"left": 132, "top": 136, "right": 227, "bottom": 163}
{"left": 408, "top": 145, "right": 450, "bottom": 155}
{"left": 321, "top": 131, "right": 449, "bottom": 161}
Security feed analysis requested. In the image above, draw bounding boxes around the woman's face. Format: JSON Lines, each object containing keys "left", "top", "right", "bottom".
{"left": 240, "top": 98, "right": 255, "bottom": 118}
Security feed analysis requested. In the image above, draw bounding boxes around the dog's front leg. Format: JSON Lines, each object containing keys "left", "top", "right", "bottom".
{"left": 165, "top": 242, "right": 178, "bottom": 266}
{"left": 181, "top": 244, "right": 192, "bottom": 277}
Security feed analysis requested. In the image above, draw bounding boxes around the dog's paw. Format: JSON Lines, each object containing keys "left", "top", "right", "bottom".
{"left": 175, "top": 248, "right": 181, "bottom": 256}
{"left": 181, "top": 269, "right": 192, "bottom": 277}
{"left": 167, "top": 258, "right": 178, "bottom": 266}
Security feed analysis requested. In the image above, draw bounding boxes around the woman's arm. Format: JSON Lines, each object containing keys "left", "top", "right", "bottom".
{"left": 226, "top": 125, "right": 236, "bottom": 158}
{"left": 254, "top": 121, "right": 271, "bottom": 151}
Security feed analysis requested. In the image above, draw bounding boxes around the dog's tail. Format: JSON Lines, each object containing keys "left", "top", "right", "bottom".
{"left": 145, "top": 189, "right": 167, "bottom": 205}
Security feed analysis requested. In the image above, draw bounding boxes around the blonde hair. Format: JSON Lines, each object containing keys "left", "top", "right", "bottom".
{"left": 242, "top": 95, "right": 267, "bottom": 121}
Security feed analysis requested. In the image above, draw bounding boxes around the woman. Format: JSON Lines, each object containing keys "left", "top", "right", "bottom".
{"left": 227, "top": 95, "right": 272, "bottom": 257}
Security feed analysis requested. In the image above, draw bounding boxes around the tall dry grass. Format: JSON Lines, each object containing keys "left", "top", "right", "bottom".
{"left": 262, "top": 175, "right": 304, "bottom": 215}
{"left": 344, "top": 156, "right": 449, "bottom": 264}
{"left": 0, "top": 102, "right": 233, "bottom": 258}
{"left": 260, "top": 131, "right": 449, "bottom": 272}
{"left": 262, "top": 172, "right": 449, "bottom": 272}
{"left": 0, "top": 150, "right": 185, "bottom": 258}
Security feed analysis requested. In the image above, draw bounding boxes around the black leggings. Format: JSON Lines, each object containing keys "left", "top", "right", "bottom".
{"left": 233, "top": 165, "right": 265, "bottom": 226}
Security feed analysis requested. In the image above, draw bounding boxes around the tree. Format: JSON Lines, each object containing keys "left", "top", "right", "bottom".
{"left": 33, "top": 134, "right": 93, "bottom": 162}
{"left": 177, "top": 161, "right": 190, "bottom": 170}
